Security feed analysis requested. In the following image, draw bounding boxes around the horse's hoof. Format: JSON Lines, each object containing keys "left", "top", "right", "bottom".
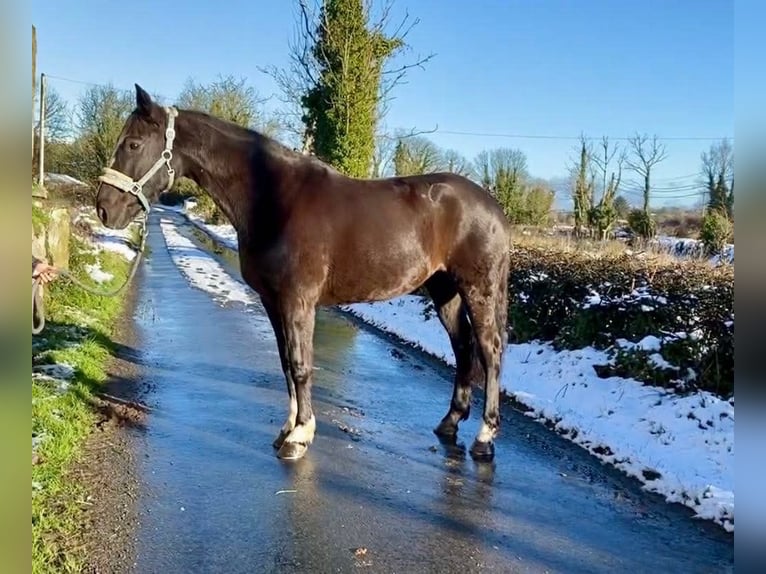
{"left": 272, "top": 430, "right": 290, "bottom": 450}
{"left": 277, "top": 441, "right": 308, "bottom": 460}
{"left": 469, "top": 439, "right": 495, "bottom": 461}
{"left": 433, "top": 419, "right": 458, "bottom": 438}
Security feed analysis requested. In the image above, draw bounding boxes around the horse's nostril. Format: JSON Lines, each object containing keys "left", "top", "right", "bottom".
{"left": 97, "top": 206, "right": 108, "bottom": 224}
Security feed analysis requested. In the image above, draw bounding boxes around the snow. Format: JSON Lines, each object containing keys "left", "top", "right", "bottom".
{"left": 74, "top": 208, "right": 141, "bottom": 262}
{"left": 32, "top": 362, "right": 75, "bottom": 394}
{"left": 650, "top": 234, "right": 734, "bottom": 265}
{"left": 84, "top": 263, "right": 113, "bottom": 283}
{"left": 182, "top": 202, "right": 239, "bottom": 249}
{"left": 175, "top": 207, "right": 734, "bottom": 533}
{"left": 44, "top": 172, "right": 88, "bottom": 188}
{"left": 342, "top": 296, "right": 734, "bottom": 532}
{"left": 158, "top": 216, "right": 255, "bottom": 307}
{"left": 33, "top": 362, "right": 75, "bottom": 380}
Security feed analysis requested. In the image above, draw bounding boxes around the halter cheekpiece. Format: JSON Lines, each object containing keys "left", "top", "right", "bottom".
{"left": 98, "top": 106, "right": 179, "bottom": 213}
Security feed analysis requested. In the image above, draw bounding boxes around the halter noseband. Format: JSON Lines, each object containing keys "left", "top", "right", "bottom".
{"left": 98, "top": 106, "right": 179, "bottom": 213}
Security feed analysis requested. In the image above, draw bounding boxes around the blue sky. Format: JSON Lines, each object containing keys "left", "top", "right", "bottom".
{"left": 33, "top": 0, "right": 733, "bottom": 208}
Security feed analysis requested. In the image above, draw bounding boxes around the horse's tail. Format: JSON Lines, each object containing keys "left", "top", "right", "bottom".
{"left": 495, "top": 250, "right": 510, "bottom": 354}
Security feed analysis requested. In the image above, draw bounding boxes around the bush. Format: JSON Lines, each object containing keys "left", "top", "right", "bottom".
{"left": 168, "top": 177, "right": 229, "bottom": 224}
{"left": 507, "top": 246, "right": 733, "bottom": 398}
{"left": 627, "top": 209, "right": 656, "bottom": 238}
{"left": 700, "top": 208, "right": 733, "bottom": 256}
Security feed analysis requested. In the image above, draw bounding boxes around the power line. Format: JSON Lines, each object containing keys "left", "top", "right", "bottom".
{"left": 45, "top": 74, "right": 172, "bottom": 102}
{"left": 433, "top": 129, "right": 731, "bottom": 142}
{"left": 45, "top": 73, "right": 734, "bottom": 144}
{"left": 621, "top": 189, "right": 706, "bottom": 200}
{"left": 622, "top": 183, "right": 704, "bottom": 193}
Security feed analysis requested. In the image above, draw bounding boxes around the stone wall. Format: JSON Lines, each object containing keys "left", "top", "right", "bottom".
{"left": 32, "top": 201, "right": 71, "bottom": 270}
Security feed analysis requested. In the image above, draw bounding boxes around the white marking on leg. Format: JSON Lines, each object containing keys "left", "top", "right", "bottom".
{"left": 285, "top": 415, "right": 316, "bottom": 445}
{"left": 476, "top": 421, "right": 497, "bottom": 443}
{"left": 281, "top": 396, "right": 298, "bottom": 433}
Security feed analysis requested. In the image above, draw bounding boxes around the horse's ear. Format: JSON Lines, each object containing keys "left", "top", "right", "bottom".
{"left": 135, "top": 84, "right": 154, "bottom": 116}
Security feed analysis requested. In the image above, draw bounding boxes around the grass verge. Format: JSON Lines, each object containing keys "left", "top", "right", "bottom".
{"left": 32, "top": 231, "right": 132, "bottom": 574}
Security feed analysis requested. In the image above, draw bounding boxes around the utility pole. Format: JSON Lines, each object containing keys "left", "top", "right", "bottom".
{"left": 32, "top": 25, "right": 36, "bottom": 148}
{"left": 37, "top": 72, "right": 46, "bottom": 190}
{"left": 32, "top": 26, "right": 48, "bottom": 199}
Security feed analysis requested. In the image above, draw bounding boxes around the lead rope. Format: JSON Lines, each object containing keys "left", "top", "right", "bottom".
{"left": 32, "top": 216, "right": 147, "bottom": 335}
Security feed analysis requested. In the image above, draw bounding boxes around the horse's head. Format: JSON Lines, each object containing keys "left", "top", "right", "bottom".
{"left": 95, "top": 84, "right": 178, "bottom": 229}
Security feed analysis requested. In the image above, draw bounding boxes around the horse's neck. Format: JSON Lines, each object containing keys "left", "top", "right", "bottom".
{"left": 178, "top": 112, "right": 259, "bottom": 232}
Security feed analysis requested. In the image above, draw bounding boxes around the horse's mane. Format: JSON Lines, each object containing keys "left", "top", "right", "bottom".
{"left": 178, "top": 107, "right": 330, "bottom": 171}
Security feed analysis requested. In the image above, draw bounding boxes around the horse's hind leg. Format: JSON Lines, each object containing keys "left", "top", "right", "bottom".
{"left": 457, "top": 253, "right": 510, "bottom": 461}
{"left": 261, "top": 298, "right": 297, "bottom": 450}
{"left": 425, "top": 271, "right": 482, "bottom": 440}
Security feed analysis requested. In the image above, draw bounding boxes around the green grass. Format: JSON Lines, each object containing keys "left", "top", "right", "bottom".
{"left": 32, "top": 202, "right": 50, "bottom": 236}
{"left": 32, "top": 232, "right": 132, "bottom": 574}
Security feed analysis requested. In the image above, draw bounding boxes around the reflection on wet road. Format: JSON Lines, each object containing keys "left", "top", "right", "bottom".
{"left": 127, "top": 210, "right": 733, "bottom": 573}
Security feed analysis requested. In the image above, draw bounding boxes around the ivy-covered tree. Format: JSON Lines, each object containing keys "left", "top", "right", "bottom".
{"left": 263, "top": 0, "right": 433, "bottom": 177}
{"left": 305, "top": 0, "right": 401, "bottom": 175}
{"left": 474, "top": 148, "right": 528, "bottom": 220}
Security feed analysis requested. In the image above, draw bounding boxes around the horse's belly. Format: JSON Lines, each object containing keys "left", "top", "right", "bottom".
{"left": 322, "top": 248, "right": 439, "bottom": 305}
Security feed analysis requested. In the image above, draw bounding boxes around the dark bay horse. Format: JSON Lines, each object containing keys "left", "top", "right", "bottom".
{"left": 96, "top": 85, "right": 512, "bottom": 461}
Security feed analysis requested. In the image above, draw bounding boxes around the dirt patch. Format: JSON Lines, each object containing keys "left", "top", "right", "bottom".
{"left": 68, "top": 281, "right": 149, "bottom": 573}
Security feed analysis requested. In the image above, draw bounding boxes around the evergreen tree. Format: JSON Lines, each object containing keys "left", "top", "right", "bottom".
{"left": 303, "top": 0, "right": 402, "bottom": 177}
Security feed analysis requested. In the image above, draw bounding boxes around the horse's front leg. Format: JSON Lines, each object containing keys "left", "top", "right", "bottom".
{"left": 276, "top": 300, "right": 317, "bottom": 460}
{"left": 261, "top": 298, "right": 297, "bottom": 450}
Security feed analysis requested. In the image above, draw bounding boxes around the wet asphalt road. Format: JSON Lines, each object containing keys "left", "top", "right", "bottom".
{"left": 125, "top": 210, "right": 733, "bottom": 573}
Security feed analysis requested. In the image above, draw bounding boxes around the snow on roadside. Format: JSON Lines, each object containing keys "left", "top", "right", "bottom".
{"left": 159, "top": 199, "right": 240, "bottom": 249}
{"left": 342, "top": 296, "right": 734, "bottom": 533}
{"left": 84, "top": 263, "right": 113, "bottom": 283}
{"left": 649, "top": 234, "right": 734, "bottom": 265}
{"left": 32, "top": 362, "right": 75, "bottom": 395}
{"left": 74, "top": 207, "right": 141, "bottom": 262}
{"left": 158, "top": 216, "right": 255, "bottom": 307}
{"left": 177, "top": 207, "right": 734, "bottom": 533}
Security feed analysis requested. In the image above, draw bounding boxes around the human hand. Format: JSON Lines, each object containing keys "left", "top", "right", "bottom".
{"left": 33, "top": 261, "right": 58, "bottom": 284}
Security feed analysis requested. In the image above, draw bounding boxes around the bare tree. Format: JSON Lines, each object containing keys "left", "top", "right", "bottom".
{"left": 626, "top": 133, "right": 667, "bottom": 213}
{"left": 700, "top": 138, "right": 733, "bottom": 214}
{"left": 393, "top": 135, "right": 444, "bottom": 175}
{"left": 591, "top": 136, "right": 625, "bottom": 202}
{"left": 370, "top": 131, "right": 397, "bottom": 177}
{"left": 37, "top": 85, "right": 71, "bottom": 142}
{"left": 589, "top": 136, "right": 626, "bottom": 239}
{"left": 177, "top": 75, "right": 280, "bottom": 137}
{"left": 370, "top": 124, "right": 439, "bottom": 177}
{"left": 442, "top": 148, "right": 473, "bottom": 177}
{"left": 74, "top": 84, "right": 134, "bottom": 183}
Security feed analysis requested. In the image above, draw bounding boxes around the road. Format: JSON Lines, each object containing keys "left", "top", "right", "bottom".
{"left": 122, "top": 209, "right": 733, "bottom": 573}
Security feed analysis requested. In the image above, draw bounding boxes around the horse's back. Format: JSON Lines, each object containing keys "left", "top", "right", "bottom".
{"left": 300, "top": 170, "right": 509, "bottom": 304}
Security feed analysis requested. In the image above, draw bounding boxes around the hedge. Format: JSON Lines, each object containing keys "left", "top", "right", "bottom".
{"left": 506, "top": 246, "right": 733, "bottom": 398}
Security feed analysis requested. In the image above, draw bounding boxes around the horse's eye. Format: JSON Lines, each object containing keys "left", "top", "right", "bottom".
{"left": 129, "top": 141, "right": 140, "bottom": 150}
